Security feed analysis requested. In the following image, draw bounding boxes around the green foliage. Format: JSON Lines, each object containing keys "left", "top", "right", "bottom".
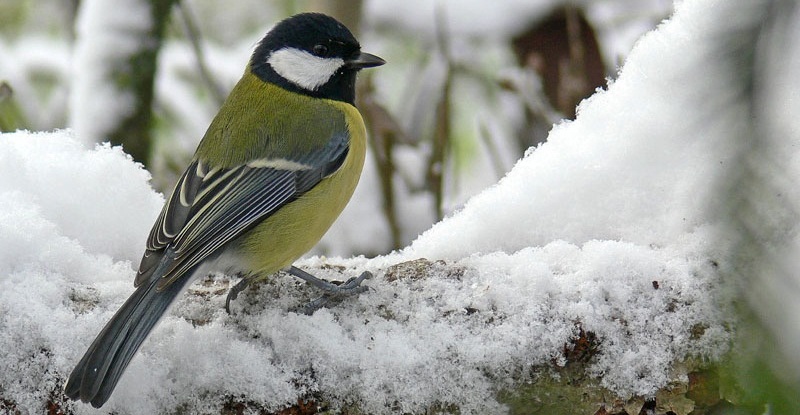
{"left": 717, "top": 312, "right": 800, "bottom": 414}
{"left": 0, "top": 82, "right": 29, "bottom": 131}
{"left": 0, "top": 0, "right": 30, "bottom": 38}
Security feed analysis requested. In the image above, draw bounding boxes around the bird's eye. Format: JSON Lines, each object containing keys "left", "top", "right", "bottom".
{"left": 312, "top": 44, "right": 329, "bottom": 57}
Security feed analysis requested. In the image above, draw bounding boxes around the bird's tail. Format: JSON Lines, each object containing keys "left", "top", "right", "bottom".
{"left": 64, "top": 266, "right": 191, "bottom": 408}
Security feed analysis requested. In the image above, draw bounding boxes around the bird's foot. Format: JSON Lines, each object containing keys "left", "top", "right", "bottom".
{"left": 288, "top": 266, "right": 372, "bottom": 315}
{"left": 225, "top": 277, "right": 250, "bottom": 314}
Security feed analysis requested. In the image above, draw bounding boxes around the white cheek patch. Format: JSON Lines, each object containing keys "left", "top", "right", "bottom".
{"left": 267, "top": 47, "right": 344, "bottom": 91}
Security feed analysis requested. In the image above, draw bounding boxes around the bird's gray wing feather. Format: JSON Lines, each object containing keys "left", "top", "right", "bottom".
{"left": 134, "top": 131, "right": 350, "bottom": 289}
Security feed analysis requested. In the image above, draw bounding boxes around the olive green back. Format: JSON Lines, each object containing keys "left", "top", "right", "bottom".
{"left": 195, "top": 71, "right": 348, "bottom": 168}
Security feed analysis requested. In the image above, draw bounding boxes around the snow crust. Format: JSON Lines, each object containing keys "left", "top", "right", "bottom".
{"left": 2, "top": 0, "right": 792, "bottom": 413}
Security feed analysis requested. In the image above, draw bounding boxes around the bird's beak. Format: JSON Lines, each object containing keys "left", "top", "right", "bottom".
{"left": 345, "top": 52, "right": 386, "bottom": 69}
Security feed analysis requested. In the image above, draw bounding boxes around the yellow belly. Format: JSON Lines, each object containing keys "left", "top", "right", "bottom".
{"left": 237, "top": 101, "right": 367, "bottom": 277}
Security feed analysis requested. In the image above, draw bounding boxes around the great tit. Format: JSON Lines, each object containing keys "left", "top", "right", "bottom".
{"left": 65, "top": 12, "right": 384, "bottom": 408}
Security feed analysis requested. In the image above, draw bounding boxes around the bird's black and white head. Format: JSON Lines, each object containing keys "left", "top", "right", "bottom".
{"left": 250, "top": 13, "right": 385, "bottom": 104}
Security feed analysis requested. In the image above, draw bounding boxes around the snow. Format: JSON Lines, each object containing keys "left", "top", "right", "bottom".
{"left": 1, "top": 0, "right": 797, "bottom": 414}
{"left": 0, "top": 132, "right": 163, "bottom": 263}
{"left": 0, "top": 131, "right": 162, "bottom": 412}
{"left": 69, "top": 0, "right": 154, "bottom": 146}
{"left": 365, "top": 0, "right": 560, "bottom": 40}
{"left": 365, "top": 0, "right": 672, "bottom": 65}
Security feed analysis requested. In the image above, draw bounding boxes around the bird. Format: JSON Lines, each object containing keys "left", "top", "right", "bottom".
{"left": 64, "top": 12, "right": 384, "bottom": 408}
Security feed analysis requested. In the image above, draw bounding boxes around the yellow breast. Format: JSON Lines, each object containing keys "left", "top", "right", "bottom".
{"left": 237, "top": 100, "right": 367, "bottom": 277}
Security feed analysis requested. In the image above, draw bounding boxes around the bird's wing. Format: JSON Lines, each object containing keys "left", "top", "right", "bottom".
{"left": 134, "top": 131, "right": 350, "bottom": 290}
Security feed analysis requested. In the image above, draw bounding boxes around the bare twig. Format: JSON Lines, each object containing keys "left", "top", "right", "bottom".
{"left": 176, "top": 0, "right": 227, "bottom": 107}
{"left": 427, "top": 2, "right": 453, "bottom": 221}
{"left": 358, "top": 77, "right": 409, "bottom": 251}
{"left": 477, "top": 121, "right": 508, "bottom": 179}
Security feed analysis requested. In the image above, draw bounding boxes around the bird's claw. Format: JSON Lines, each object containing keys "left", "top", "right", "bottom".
{"left": 226, "top": 269, "right": 372, "bottom": 315}
{"left": 296, "top": 270, "right": 372, "bottom": 315}
{"left": 225, "top": 277, "right": 250, "bottom": 314}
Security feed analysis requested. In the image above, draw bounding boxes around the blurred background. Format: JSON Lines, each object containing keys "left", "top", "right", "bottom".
{"left": 3, "top": 1, "right": 800, "bottom": 412}
{"left": 0, "top": 0, "right": 671, "bottom": 257}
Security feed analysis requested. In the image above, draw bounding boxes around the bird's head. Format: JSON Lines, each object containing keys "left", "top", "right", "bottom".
{"left": 250, "top": 13, "right": 385, "bottom": 104}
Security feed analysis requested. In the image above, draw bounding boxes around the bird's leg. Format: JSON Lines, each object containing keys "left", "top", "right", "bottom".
{"left": 225, "top": 277, "right": 250, "bottom": 314}
{"left": 288, "top": 266, "right": 371, "bottom": 315}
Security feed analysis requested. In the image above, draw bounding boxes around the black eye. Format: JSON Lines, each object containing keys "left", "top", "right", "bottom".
{"left": 312, "top": 44, "right": 329, "bottom": 57}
